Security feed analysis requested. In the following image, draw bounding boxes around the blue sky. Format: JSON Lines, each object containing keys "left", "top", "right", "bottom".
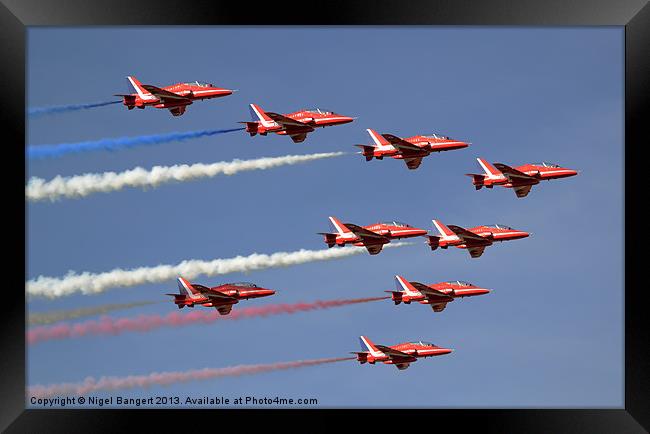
{"left": 27, "top": 27, "right": 623, "bottom": 407}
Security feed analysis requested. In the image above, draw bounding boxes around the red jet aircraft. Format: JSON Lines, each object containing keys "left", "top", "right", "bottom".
{"left": 352, "top": 336, "right": 453, "bottom": 370}
{"left": 319, "top": 216, "right": 428, "bottom": 255}
{"left": 241, "top": 104, "right": 355, "bottom": 143}
{"left": 466, "top": 158, "right": 578, "bottom": 198}
{"left": 386, "top": 275, "right": 490, "bottom": 312}
{"left": 427, "top": 219, "right": 530, "bottom": 258}
{"left": 115, "top": 76, "right": 233, "bottom": 116}
{"left": 166, "top": 277, "right": 275, "bottom": 315}
{"left": 355, "top": 128, "right": 469, "bottom": 170}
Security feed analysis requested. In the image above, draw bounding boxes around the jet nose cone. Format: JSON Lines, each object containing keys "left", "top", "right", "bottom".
{"left": 567, "top": 169, "right": 579, "bottom": 177}
{"left": 477, "top": 288, "right": 491, "bottom": 295}
{"left": 210, "top": 88, "right": 233, "bottom": 96}
{"left": 339, "top": 116, "right": 356, "bottom": 124}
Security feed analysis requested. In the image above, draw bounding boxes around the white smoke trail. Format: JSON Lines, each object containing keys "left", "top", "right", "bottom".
{"left": 26, "top": 243, "right": 414, "bottom": 299}
{"left": 27, "top": 152, "right": 346, "bottom": 202}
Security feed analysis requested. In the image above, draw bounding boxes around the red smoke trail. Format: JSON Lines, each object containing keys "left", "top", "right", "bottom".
{"left": 29, "top": 357, "right": 354, "bottom": 399}
{"left": 27, "top": 297, "right": 388, "bottom": 345}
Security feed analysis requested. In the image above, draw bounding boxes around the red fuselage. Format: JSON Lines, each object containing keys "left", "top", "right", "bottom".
{"left": 390, "top": 281, "right": 491, "bottom": 305}
{"left": 173, "top": 284, "right": 275, "bottom": 309}
{"left": 438, "top": 225, "right": 529, "bottom": 249}
{"left": 357, "top": 342, "right": 452, "bottom": 365}
{"left": 369, "top": 135, "right": 469, "bottom": 160}
{"left": 246, "top": 110, "right": 354, "bottom": 136}
{"left": 474, "top": 164, "right": 578, "bottom": 189}
{"left": 334, "top": 222, "right": 427, "bottom": 247}
{"left": 122, "top": 82, "right": 232, "bottom": 110}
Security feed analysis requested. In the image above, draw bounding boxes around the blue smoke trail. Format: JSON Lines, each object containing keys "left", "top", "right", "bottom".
{"left": 27, "top": 127, "right": 245, "bottom": 160}
{"left": 28, "top": 100, "right": 121, "bottom": 117}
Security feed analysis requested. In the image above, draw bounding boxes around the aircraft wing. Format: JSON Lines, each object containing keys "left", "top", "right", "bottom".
{"left": 447, "top": 225, "right": 492, "bottom": 247}
{"left": 409, "top": 282, "right": 454, "bottom": 302}
{"left": 375, "top": 345, "right": 417, "bottom": 362}
{"left": 468, "top": 245, "right": 487, "bottom": 258}
{"left": 493, "top": 163, "right": 539, "bottom": 184}
{"left": 513, "top": 184, "right": 533, "bottom": 198}
{"left": 266, "top": 112, "right": 315, "bottom": 131}
{"left": 404, "top": 157, "right": 423, "bottom": 170}
{"left": 141, "top": 84, "right": 192, "bottom": 103}
{"left": 203, "top": 291, "right": 238, "bottom": 302}
{"left": 341, "top": 223, "right": 390, "bottom": 255}
{"left": 344, "top": 223, "right": 390, "bottom": 242}
{"left": 381, "top": 133, "right": 423, "bottom": 154}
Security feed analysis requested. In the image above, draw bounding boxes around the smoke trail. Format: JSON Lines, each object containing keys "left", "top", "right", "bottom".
{"left": 28, "top": 297, "right": 388, "bottom": 344}
{"left": 27, "top": 242, "right": 414, "bottom": 299}
{"left": 28, "top": 301, "right": 162, "bottom": 326}
{"left": 27, "top": 152, "right": 346, "bottom": 202}
{"left": 27, "top": 127, "right": 244, "bottom": 160}
{"left": 28, "top": 100, "right": 121, "bottom": 117}
{"left": 29, "top": 357, "right": 353, "bottom": 399}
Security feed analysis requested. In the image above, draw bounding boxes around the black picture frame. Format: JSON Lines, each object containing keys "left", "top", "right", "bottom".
{"left": 5, "top": 0, "right": 648, "bottom": 431}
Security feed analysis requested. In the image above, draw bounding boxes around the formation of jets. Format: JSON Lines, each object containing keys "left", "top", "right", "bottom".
{"left": 318, "top": 216, "right": 529, "bottom": 258}
{"left": 132, "top": 74, "right": 578, "bottom": 372}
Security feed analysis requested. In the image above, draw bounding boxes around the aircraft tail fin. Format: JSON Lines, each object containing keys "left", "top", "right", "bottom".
{"left": 476, "top": 158, "right": 501, "bottom": 177}
{"left": 249, "top": 103, "right": 275, "bottom": 124}
{"left": 394, "top": 275, "right": 420, "bottom": 295}
{"left": 328, "top": 216, "right": 352, "bottom": 235}
{"left": 177, "top": 277, "right": 200, "bottom": 297}
{"left": 432, "top": 219, "right": 455, "bottom": 237}
{"left": 366, "top": 129, "right": 392, "bottom": 149}
{"left": 359, "top": 336, "right": 384, "bottom": 357}
{"left": 126, "top": 76, "right": 156, "bottom": 101}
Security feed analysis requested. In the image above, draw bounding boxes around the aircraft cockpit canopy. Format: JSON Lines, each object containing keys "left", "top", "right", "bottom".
{"left": 229, "top": 282, "right": 258, "bottom": 287}
{"left": 534, "top": 162, "right": 561, "bottom": 168}
{"left": 486, "top": 224, "right": 514, "bottom": 230}
{"left": 305, "top": 108, "right": 333, "bottom": 115}
{"left": 379, "top": 221, "right": 412, "bottom": 227}
{"left": 445, "top": 280, "right": 472, "bottom": 286}
{"left": 424, "top": 133, "right": 450, "bottom": 140}
{"left": 410, "top": 341, "right": 435, "bottom": 347}
{"left": 185, "top": 81, "right": 214, "bottom": 87}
